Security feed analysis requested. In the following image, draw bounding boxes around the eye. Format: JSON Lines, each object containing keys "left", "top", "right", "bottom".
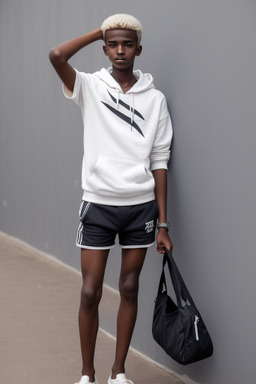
{"left": 108, "top": 43, "right": 116, "bottom": 48}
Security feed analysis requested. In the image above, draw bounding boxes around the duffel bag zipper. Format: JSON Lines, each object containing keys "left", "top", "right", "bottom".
{"left": 194, "top": 315, "right": 199, "bottom": 341}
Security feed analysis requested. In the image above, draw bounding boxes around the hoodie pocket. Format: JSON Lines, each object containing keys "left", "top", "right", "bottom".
{"left": 87, "top": 155, "right": 154, "bottom": 197}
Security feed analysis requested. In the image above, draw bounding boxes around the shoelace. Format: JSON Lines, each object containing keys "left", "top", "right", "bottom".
{"left": 110, "top": 378, "right": 133, "bottom": 384}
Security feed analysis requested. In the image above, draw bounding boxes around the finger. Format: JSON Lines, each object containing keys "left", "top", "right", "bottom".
{"left": 157, "top": 244, "right": 165, "bottom": 254}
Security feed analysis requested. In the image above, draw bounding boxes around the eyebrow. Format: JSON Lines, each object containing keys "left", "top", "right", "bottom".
{"left": 107, "top": 40, "right": 135, "bottom": 43}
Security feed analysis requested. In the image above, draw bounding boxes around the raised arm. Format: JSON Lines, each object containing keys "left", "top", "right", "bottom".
{"left": 49, "top": 28, "right": 103, "bottom": 92}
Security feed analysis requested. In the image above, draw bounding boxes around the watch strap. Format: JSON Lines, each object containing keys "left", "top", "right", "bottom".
{"left": 157, "top": 221, "right": 170, "bottom": 231}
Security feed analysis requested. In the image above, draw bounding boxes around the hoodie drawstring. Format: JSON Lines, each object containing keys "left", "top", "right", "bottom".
{"left": 115, "top": 91, "right": 134, "bottom": 132}
{"left": 116, "top": 92, "right": 120, "bottom": 110}
{"left": 130, "top": 93, "right": 134, "bottom": 131}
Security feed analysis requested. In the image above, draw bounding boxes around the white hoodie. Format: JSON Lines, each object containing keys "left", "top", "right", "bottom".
{"left": 63, "top": 67, "right": 173, "bottom": 206}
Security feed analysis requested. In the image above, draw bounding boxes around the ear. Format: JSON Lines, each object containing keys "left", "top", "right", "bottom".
{"left": 136, "top": 45, "right": 143, "bottom": 56}
{"left": 103, "top": 45, "right": 108, "bottom": 56}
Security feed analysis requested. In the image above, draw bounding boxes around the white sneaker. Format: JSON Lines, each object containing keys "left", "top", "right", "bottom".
{"left": 108, "top": 373, "right": 134, "bottom": 384}
{"left": 75, "top": 375, "right": 98, "bottom": 384}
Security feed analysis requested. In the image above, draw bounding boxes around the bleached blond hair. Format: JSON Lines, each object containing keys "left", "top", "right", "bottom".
{"left": 101, "top": 14, "right": 142, "bottom": 46}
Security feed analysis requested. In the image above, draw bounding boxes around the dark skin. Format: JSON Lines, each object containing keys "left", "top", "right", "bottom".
{"left": 49, "top": 28, "right": 173, "bottom": 382}
{"left": 103, "top": 29, "right": 142, "bottom": 93}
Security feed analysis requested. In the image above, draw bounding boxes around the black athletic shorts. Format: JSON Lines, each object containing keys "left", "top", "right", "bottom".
{"left": 76, "top": 200, "right": 159, "bottom": 250}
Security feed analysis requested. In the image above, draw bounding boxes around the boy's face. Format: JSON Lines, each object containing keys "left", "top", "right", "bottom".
{"left": 103, "top": 29, "right": 142, "bottom": 70}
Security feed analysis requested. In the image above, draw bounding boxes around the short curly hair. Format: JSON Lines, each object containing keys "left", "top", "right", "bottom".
{"left": 101, "top": 14, "right": 142, "bottom": 46}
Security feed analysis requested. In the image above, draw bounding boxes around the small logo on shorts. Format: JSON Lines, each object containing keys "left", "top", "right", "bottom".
{"left": 145, "top": 220, "right": 154, "bottom": 233}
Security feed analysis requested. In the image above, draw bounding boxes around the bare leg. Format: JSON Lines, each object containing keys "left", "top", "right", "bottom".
{"left": 111, "top": 248, "right": 147, "bottom": 378}
{"left": 79, "top": 248, "right": 109, "bottom": 382}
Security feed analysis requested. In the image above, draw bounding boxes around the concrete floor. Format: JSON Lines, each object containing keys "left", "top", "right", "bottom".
{"left": 0, "top": 231, "right": 188, "bottom": 384}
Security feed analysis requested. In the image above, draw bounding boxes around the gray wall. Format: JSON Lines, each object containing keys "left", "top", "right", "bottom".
{"left": 1, "top": 1, "right": 256, "bottom": 383}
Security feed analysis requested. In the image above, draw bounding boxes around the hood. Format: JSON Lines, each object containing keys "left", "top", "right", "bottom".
{"left": 94, "top": 67, "right": 155, "bottom": 94}
{"left": 94, "top": 68, "right": 155, "bottom": 130}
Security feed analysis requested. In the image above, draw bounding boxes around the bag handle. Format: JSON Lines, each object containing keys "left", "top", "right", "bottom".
{"left": 162, "top": 247, "right": 196, "bottom": 308}
{"left": 157, "top": 260, "right": 168, "bottom": 297}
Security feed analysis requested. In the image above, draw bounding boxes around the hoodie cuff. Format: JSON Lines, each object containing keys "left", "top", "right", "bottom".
{"left": 62, "top": 68, "right": 80, "bottom": 100}
{"left": 62, "top": 83, "right": 73, "bottom": 99}
{"left": 150, "top": 162, "right": 168, "bottom": 171}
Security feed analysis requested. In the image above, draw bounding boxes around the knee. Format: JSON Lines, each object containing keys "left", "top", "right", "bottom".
{"left": 119, "top": 276, "right": 139, "bottom": 304}
{"left": 80, "top": 280, "right": 102, "bottom": 311}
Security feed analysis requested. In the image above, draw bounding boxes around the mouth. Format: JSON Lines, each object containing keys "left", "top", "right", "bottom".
{"left": 115, "top": 58, "right": 126, "bottom": 61}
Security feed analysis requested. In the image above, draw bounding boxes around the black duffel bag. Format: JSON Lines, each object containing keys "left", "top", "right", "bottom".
{"left": 152, "top": 248, "right": 213, "bottom": 365}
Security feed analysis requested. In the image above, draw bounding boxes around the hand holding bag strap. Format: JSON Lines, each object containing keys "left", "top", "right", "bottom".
{"left": 163, "top": 247, "right": 195, "bottom": 308}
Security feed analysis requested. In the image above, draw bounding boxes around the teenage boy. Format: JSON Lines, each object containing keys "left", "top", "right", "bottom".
{"left": 49, "top": 13, "right": 173, "bottom": 384}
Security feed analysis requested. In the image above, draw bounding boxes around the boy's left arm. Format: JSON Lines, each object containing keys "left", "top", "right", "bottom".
{"left": 153, "top": 169, "right": 173, "bottom": 254}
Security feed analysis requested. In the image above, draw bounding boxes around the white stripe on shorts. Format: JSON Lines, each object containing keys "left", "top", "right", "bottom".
{"left": 80, "top": 201, "right": 91, "bottom": 221}
{"left": 76, "top": 202, "right": 91, "bottom": 246}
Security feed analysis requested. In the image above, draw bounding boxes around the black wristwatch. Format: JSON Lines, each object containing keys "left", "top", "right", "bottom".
{"left": 157, "top": 221, "right": 170, "bottom": 231}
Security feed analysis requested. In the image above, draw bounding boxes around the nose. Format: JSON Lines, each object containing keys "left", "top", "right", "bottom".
{"left": 117, "top": 44, "right": 125, "bottom": 55}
